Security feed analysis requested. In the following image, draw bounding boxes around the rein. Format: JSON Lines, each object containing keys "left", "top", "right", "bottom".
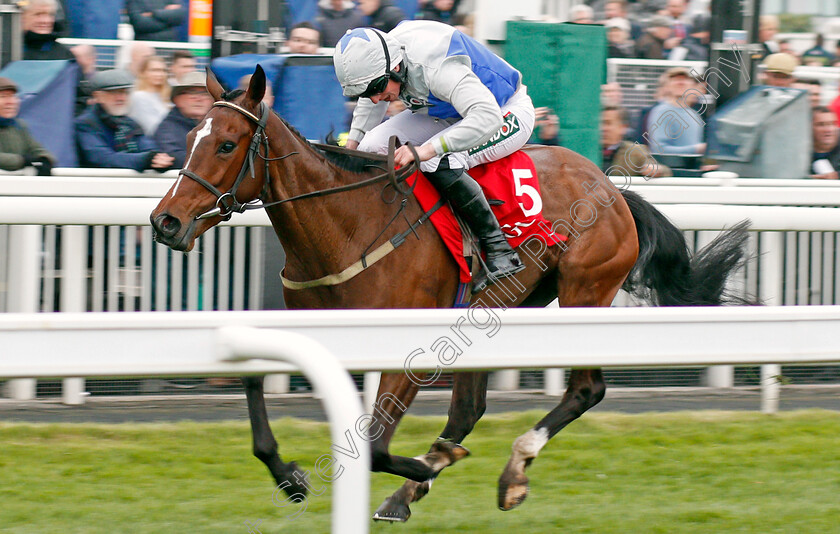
{"left": 180, "top": 98, "right": 429, "bottom": 290}
{"left": 181, "top": 101, "right": 418, "bottom": 221}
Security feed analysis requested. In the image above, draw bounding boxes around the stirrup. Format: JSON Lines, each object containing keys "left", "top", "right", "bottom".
{"left": 472, "top": 250, "right": 525, "bottom": 294}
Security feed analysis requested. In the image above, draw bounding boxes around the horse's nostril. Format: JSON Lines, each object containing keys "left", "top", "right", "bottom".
{"left": 154, "top": 214, "right": 182, "bottom": 239}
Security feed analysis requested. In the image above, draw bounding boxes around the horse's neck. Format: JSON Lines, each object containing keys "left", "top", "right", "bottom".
{"left": 264, "top": 130, "right": 393, "bottom": 279}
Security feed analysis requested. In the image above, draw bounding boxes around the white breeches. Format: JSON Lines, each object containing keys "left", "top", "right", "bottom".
{"left": 358, "top": 86, "right": 536, "bottom": 173}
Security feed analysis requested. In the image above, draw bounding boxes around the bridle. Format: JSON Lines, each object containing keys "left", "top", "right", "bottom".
{"left": 181, "top": 101, "right": 278, "bottom": 221}
{"left": 177, "top": 96, "right": 433, "bottom": 290}
{"left": 181, "top": 99, "right": 420, "bottom": 222}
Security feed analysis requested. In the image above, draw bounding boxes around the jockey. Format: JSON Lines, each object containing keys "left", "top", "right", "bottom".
{"left": 333, "top": 21, "right": 536, "bottom": 283}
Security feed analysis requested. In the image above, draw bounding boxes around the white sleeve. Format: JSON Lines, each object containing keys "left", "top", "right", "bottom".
{"left": 426, "top": 58, "right": 504, "bottom": 155}
{"left": 348, "top": 98, "right": 389, "bottom": 143}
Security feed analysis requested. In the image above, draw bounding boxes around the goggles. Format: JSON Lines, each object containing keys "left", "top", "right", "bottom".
{"left": 358, "top": 74, "right": 390, "bottom": 98}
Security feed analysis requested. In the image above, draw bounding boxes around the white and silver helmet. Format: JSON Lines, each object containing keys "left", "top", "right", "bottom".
{"left": 333, "top": 27, "right": 405, "bottom": 98}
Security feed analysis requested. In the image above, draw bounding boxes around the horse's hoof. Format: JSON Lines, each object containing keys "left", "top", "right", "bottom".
{"left": 431, "top": 439, "right": 471, "bottom": 464}
{"left": 372, "top": 497, "right": 411, "bottom": 522}
{"left": 282, "top": 461, "right": 308, "bottom": 497}
{"left": 499, "top": 472, "right": 528, "bottom": 512}
{"left": 498, "top": 474, "right": 529, "bottom": 511}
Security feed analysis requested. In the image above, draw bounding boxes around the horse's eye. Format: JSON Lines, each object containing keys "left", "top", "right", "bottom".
{"left": 218, "top": 141, "right": 236, "bottom": 154}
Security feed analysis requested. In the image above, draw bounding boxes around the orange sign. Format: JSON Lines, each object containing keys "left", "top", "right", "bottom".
{"left": 189, "top": 0, "right": 213, "bottom": 41}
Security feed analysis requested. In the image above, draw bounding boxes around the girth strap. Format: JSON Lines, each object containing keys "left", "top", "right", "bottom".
{"left": 280, "top": 198, "right": 445, "bottom": 290}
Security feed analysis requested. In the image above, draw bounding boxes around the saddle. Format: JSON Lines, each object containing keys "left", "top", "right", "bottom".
{"left": 405, "top": 150, "right": 565, "bottom": 286}
{"left": 282, "top": 142, "right": 564, "bottom": 295}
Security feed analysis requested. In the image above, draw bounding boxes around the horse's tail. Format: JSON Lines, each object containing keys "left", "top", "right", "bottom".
{"left": 620, "top": 189, "right": 753, "bottom": 306}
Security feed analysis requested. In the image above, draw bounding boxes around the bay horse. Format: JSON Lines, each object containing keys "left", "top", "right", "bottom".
{"left": 150, "top": 66, "right": 749, "bottom": 521}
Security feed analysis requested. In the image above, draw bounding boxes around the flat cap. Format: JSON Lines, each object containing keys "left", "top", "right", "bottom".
{"left": 648, "top": 15, "right": 672, "bottom": 28}
{"left": 91, "top": 69, "right": 134, "bottom": 92}
{"left": 0, "top": 77, "right": 18, "bottom": 93}
{"left": 171, "top": 71, "right": 207, "bottom": 101}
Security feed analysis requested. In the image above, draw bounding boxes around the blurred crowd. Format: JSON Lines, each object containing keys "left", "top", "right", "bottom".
{"left": 2, "top": 0, "right": 840, "bottom": 180}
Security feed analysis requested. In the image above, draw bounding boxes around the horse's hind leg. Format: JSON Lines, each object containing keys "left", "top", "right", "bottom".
{"left": 498, "top": 369, "right": 606, "bottom": 510}
{"left": 242, "top": 376, "right": 308, "bottom": 497}
{"left": 497, "top": 223, "right": 637, "bottom": 510}
{"left": 373, "top": 371, "right": 487, "bottom": 522}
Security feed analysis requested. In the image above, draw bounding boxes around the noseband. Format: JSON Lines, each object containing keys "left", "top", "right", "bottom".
{"left": 182, "top": 101, "right": 274, "bottom": 221}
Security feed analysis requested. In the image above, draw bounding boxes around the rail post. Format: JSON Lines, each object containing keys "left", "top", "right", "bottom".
{"left": 4, "top": 225, "right": 40, "bottom": 400}
{"left": 759, "top": 232, "right": 784, "bottom": 414}
{"left": 60, "top": 226, "right": 88, "bottom": 405}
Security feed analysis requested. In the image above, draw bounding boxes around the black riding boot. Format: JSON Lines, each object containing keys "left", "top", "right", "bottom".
{"left": 425, "top": 160, "right": 525, "bottom": 286}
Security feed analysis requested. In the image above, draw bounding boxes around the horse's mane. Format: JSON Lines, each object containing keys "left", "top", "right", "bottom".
{"left": 222, "top": 89, "right": 386, "bottom": 175}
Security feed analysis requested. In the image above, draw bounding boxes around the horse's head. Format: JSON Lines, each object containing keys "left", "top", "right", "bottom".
{"left": 150, "top": 66, "right": 271, "bottom": 251}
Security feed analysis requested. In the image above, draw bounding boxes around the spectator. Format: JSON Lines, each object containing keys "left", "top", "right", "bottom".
{"left": 603, "top": 0, "right": 641, "bottom": 41}
{"left": 811, "top": 106, "right": 840, "bottom": 179}
{"left": 21, "top": 0, "right": 74, "bottom": 61}
{"left": 606, "top": 18, "right": 634, "bottom": 58}
{"left": 416, "top": 0, "right": 461, "bottom": 25}
{"left": 71, "top": 44, "right": 97, "bottom": 116}
{"left": 316, "top": 0, "right": 365, "bottom": 48}
{"left": 129, "top": 56, "right": 172, "bottom": 135}
{"left": 681, "top": 14, "right": 710, "bottom": 61}
{"left": 0, "top": 77, "right": 56, "bottom": 175}
{"left": 126, "top": 42, "right": 156, "bottom": 77}
{"left": 635, "top": 16, "right": 675, "bottom": 60}
{"left": 778, "top": 39, "right": 795, "bottom": 56}
{"left": 169, "top": 50, "right": 196, "bottom": 85}
{"left": 570, "top": 4, "right": 595, "bottom": 24}
{"left": 793, "top": 79, "right": 821, "bottom": 108}
{"left": 761, "top": 53, "right": 797, "bottom": 88}
{"left": 530, "top": 107, "right": 560, "bottom": 146}
{"left": 644, "top": 67, "right": 705, "bottom": 155}
{"left": 602, "top": 105, "right": 671, "bottom": 177}
{"left": 357, "top": 0, "right": 406, "bottom": 33}
{"left": 802, "top": 34, "right": 835, "bottom": 67}
{"left": 601, "top": 82, "right": 623, "bottom": 107}
{"left": 634, "top": 71, "right": 671, "bottom": 144}
{"left": 664, "top": 0, "right": 689, "bottom": 40}
{"left": 124, "top": 0, "right": 188, "bottom": 42}
{"left": 758, "top": 15, "right": 780, "bottom": 58}
{"left": 71, "top": 44, "right": 97, "bottom": 79}
{"left": 76, "top": 69, "right": 174, "bottom": 172}
{"left": 154, "top": 71, "right": 213, "bottom": 169}
{"left": 287, "top": 22, "right": 321, "bottom": 55}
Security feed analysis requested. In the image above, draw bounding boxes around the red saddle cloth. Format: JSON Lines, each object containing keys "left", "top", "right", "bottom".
{"left": 407, "top": 150, "right": 566, "bottom": 283}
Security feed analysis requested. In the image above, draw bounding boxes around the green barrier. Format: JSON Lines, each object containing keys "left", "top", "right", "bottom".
{"left": 505, "top": 21, "right": 606, "bottom": 166}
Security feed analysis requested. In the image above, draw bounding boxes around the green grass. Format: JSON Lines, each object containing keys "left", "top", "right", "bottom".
{"left": 1, "top": 410, "right": 839, "bottom": 533}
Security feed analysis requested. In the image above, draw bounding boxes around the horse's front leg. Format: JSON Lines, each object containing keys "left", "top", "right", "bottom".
{"left": 368, "top": 372, "right": 467, "bottom": 483}
{"left": 242, "top": 376, "right": 308, "bottom": 497}
{"left": 373, "top": 372, "right": 486, "bottom": 522}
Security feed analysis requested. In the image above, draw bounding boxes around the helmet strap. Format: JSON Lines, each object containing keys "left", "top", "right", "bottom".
{"left": 372, "top": 30, "right": 407, "bottom": 85}
{"left": 372, "top": 30, "right": 391, "bottom": 77}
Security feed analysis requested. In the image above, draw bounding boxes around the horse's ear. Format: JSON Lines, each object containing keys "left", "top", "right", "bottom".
{"left": 245, "top": 64, "right": 267, "bottom": 107}
{"left": 206, "top": 66, "right": 223, "bottom": 101}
